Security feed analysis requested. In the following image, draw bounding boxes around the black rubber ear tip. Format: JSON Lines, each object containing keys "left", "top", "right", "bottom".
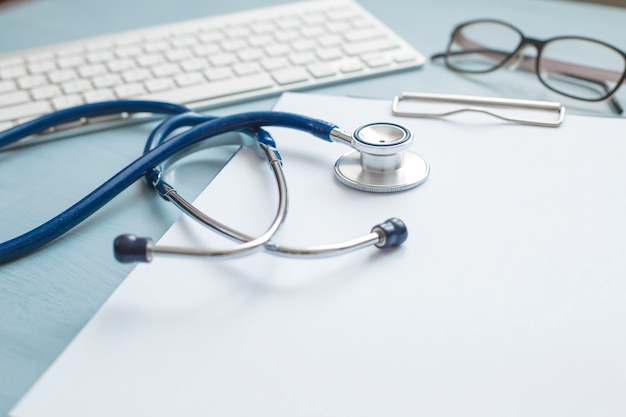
{"left": 113, "top": 234, "right": 153, "bottom": 263}
{"left": 372, "top": 218, "right": 408, "bottom": 249}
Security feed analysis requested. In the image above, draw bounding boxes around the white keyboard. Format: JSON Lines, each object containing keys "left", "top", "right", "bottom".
{"left": 0, "top": 0, "right": 424, "bottom": 132}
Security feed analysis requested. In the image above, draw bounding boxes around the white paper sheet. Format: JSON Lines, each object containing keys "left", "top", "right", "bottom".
{"left": 12, "top": 93, "right": 626, "bottom": 417}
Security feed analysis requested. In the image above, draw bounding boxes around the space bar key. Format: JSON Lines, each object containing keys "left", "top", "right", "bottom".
{"left": 142, "top": 74, "right": 275, "bottom": 105}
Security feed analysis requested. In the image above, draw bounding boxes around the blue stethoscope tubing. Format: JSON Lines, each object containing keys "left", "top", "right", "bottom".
{"left": 0, "top": 100, "right": 338, "bottom": 264}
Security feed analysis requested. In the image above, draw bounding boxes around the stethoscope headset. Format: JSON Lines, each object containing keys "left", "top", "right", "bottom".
{"left": 0, "top": 100, "right": 430, "bottom": 265}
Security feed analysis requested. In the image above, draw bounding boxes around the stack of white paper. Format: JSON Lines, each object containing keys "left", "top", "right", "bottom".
{"left": 12, "top": 93, "right": 626, "bottom": 417}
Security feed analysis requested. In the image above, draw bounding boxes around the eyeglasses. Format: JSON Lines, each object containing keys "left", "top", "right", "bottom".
{"left": 432, "top": 19, "right": 626, "bottom": 114}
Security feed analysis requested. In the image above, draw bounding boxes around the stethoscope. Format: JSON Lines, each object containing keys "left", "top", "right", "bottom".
{"left": 0, "top": 100, "right": 430, "bottom": 265}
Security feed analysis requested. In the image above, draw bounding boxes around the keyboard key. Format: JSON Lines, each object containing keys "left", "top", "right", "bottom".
{"left": 17, "top": 75, "right": 47, "bottom": 89}
{"left": 49, "top": 69, "right": 78, "bottom": 83}
{"left": 152, "top": 64, "right": 180, "bottom": 78}
{"left": 197, "top": 31, "right": 223, "bottom": 44}
{"left": 343, "top": 37, "right": 399, "bottom": 56}
{"left": 86, "top": 50, "right": 114, "bottom": 63}
{"left": 78, "top": 64, "right": 107, "bottom": 78}
{"left": 204, "top": 68, "right": 233, "bottom": 81}
{"left": 113, "top": 83, "right": 146, "bottom": 98}
{"left": 224, "top": 26, "right": 251, "bottom": 38}
{"left": 122, "top": 68, "right": 152, "bottom": 83}
{"left": 28, "top": 60, "right": 56, "bottom": 74}
{"left": 237, "top": 49, "right": 263, "bottom": 62}
{"left": 344, "top": 28, "right": 384, "bottom": 43}
{"left": 31, "top": 85, "right": 62, "bottom": 100}
{"left": 289, "top": 52, "right": 316, "bottom": 65}
{"left": 180, "top": 58, "right": 207, "bottom": 72}
{"left": 209, "top": 53, "right": 236, "bottom": 67}
{"left": 318, "top": 35, "right": 343, "bottom": 47}
{"left": 291, "top": 39, "right": 317, "bottom": 52}
{"left": 92, "top": 74, "right": 123, "bottom": 89}
{"left": 137, "top": 54, "right": 165, "bottom": 67}
{"left": 301, "top": 13, "right": 325, "bottom": 26}
{"left": 62, "top": 79, "right": 92, "bottom": 94}
{"left": 221, "top": 40, "right": 247, "bottom": 52}
{"left": 393, "top": 51, "right": 419, "bottom": 63}
{"left": 174, "top": 72, "right": 204, "bottom": 87}
{"left": 0, "top": 65, "right": 27, "bottom": 79}
{"left": 272, "top": 67, "right": 310, "bottom": 85}
{"left": 261, "top": 57, "right": 289, "bottom": 71}
{"left": 276, "top": 18, "right": 300, "bottom": 30}
{"left": 248, "top": 34, "right": 273, "bottom": 47}
{"left": 107, "top": 59, "right": 135, "bottom": 72}
{"left": 275, "top": 30, "right": 299, "bottom": 42}
{"left": 0, "top": 80, "right": 16, "bottom": 94}
{"left": 307, "top": 63, "right": 336, "bottom": 78}
{"left": 362, "top": 54, "right": 391, "bottom": 68}
{"left": 339, "top": 58, "right": 365, "bottom": 73}
{"left": 57, "top": 55, "right": 86, "bottom": 69}
{"left": 265, "top": 44, "right": 290, "bottom": 57}
{"left": 25, "top": 52, "right": 54, "bottom": 63}
{"left": 233, "top": 63, "right": 262, "bottom": 76}
{"left": 0, "top": 101, "right": 51, "bottom": 121}
{"left": 0, "top": 90, "right": 30, "bottom": 108}
{"left": 145, "top": 78, "right": 175, "bottom": 93}
{"left": 327, "top": 21, "right": 351, "bottom": 34}
{"left": 192, "top": 44, "right": 220, "bottom": 57}
{"left": 143, "top": 40, "right": 170, "bottom": 53}
{"left": 164, "top": 49, "right": 193, "bottom": 62}
{"left": 143, "top": 73, "right": 274, "bottom": 103}
{"left": 115, "top": 45, "right": 142, "bottom": 58}
{"left": 171, "top": 35, "right": 196, "bottom": 48}
{"left": 52, "top": 94, "right": 84, "bottom": 110}
{"left": 251, "top": 20, "right": 276, "bottom": 34}
{"left": 84, "top": 89, "right": 116, "bottom": 103}
{"left": 301, "top": 25, "right": 325, "bottom": 38}
{"left": 0, "top": 57, "right": 23, "bottom": 69}
{"left": 316, "top": 47, "right": 343, "bottom": 61}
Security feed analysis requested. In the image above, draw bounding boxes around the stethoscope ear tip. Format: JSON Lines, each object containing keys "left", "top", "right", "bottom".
{"left": 114, "top": 234, "right": 153, "bottom": 263}
{"left": 372, "top": 218, "right": 408, "bottom": 249}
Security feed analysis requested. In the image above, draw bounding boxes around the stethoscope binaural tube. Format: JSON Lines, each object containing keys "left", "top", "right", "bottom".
{"left": 114, "top": 139, "right": 289, "bottom": 262}
{"left": 114, "top": 218, "right": 408, "bottom": 262}
{"left": 114, "top": 112, "right": 292, "bottom": 261}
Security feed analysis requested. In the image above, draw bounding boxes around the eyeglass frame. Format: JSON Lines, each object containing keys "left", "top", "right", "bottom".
{"left": 431, "top": 19, "right": 626, "bottom": 114}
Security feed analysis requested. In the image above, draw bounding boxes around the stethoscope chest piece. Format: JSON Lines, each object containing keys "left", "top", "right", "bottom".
{"left": 334, "top": 122, "right": 429, "bottom": 193}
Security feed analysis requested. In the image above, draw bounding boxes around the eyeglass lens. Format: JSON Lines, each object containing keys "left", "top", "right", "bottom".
{"left": 446, "top": 20, "right": 626, "bottom": 101}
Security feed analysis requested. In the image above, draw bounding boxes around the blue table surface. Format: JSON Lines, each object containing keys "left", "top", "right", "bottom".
{"left": 1, "top": 0, "right": 625, "bottom": 415}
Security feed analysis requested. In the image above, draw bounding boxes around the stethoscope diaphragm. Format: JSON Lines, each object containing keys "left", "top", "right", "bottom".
{"left": 334, "top": 122, "right": 430, "bottom": 192}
